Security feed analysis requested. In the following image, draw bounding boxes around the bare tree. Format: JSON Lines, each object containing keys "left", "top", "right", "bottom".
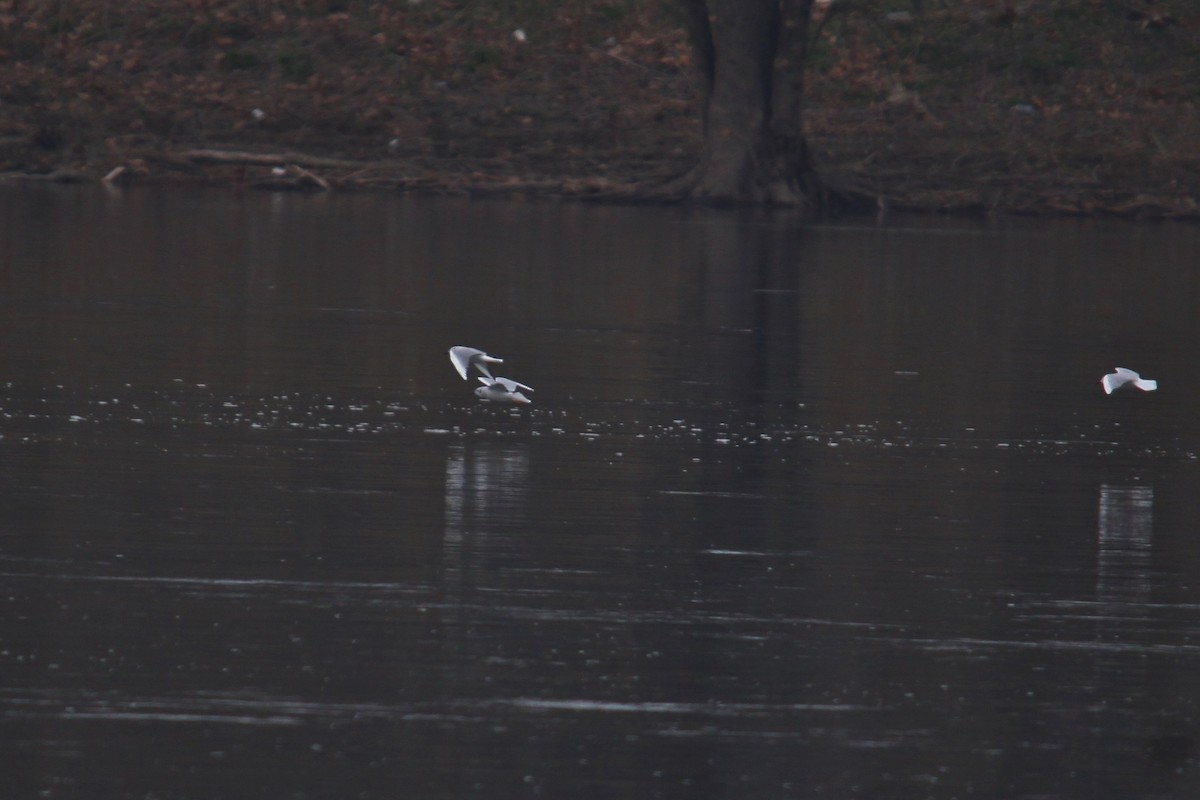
{"left": 671, "top": 0, "right": 821, "bottom": 207}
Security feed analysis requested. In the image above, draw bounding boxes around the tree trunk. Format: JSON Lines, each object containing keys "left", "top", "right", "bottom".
{"left": 675, "top": 0, "right": 820, "bottom": 207}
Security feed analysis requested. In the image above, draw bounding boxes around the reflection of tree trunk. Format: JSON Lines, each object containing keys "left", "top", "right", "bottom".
{"left": 671, "top": 0, "right": 823, "bottom": 207}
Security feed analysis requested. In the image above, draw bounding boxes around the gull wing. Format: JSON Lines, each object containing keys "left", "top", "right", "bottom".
{"left": 480, "top": 376, "right": 532, "bottom": 393}
{"left": 449, "top": 346, "right": 482, "bottom": 380}
{"left": 495, "top": 377, "right": 533, "bottom": 393}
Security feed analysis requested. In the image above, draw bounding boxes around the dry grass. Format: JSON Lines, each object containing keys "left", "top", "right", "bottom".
{"left": 804, "top": 0, "right": 1200, "bottom": 214}
{"left": 0, "top": 1, "right": 697, "bottom": 179}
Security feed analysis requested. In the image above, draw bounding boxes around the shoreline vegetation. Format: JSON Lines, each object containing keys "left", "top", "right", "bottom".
{"left": 1, "top": 0, "right": 1197, "bottom": 218}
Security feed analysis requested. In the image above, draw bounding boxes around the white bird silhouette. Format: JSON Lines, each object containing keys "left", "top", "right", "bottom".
{"left": 475, "top": 376, "right": 533, "bottom": 405}
{"left": 1101, "top": 367, "right": 1158, "bottom": 395}
{"left": 449, "top": 346, "right": 503, "bottom": 381}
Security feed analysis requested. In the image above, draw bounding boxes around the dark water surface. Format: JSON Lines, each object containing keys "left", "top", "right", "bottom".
{"left": 2, "top": 185, "right": 1200, "bottom": 799}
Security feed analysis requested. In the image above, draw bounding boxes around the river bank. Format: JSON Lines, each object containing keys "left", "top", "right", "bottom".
{"left": 1, "top": 0, "right": 1196, "bottom": 218}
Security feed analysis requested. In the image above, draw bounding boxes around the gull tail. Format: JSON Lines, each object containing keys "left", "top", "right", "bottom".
{"left": 1133, "top": 379, "right": 1157, "bottom": 392}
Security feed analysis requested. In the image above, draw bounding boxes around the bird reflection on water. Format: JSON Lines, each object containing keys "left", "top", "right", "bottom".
{"left": 442, "top": 441, "right": 531, "bottom": 590}
{"left": 1096, "top": 484, "right": 1154, "bottom": 603}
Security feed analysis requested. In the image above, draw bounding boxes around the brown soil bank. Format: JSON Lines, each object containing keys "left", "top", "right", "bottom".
{"left": 1, "top": 0, "right": 1197, "bottom": 217}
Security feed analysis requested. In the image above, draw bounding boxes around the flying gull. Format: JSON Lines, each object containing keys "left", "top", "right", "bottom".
{"left": 1101, "top": 367, "right": 1157, "bottom": 395}
{"left": 449, "top": 346, "right": 503, "bottom": 381}
{"left": 475, "top": 376, "right": 534, "bottom": 405}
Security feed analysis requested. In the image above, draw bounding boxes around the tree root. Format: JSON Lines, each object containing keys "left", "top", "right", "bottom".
{"left": 631, "top": 156, "right": 887, "bottom": 216}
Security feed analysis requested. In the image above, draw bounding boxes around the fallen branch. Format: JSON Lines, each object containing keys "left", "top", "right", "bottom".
{"left": 589, "top": 46, "right": 657, "bottom": 74}
{"left": 179, "top": 148, "right": 363, "bottom": 170}
{"left": 0, "top": 169, "right": 89, "bottom": 183}
{"left": 286, "top": 164, "right": 331, "bottom": 191}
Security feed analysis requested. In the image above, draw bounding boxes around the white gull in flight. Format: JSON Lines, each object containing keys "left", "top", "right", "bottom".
{"left": 475, "top": 376, "right": 534, "bottom": 405}
{"left": 449, "top": 346, "right": 503, "bottom": 381}
{"left": 1101, "top": 367, "right": 1157, "bottom": 395}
